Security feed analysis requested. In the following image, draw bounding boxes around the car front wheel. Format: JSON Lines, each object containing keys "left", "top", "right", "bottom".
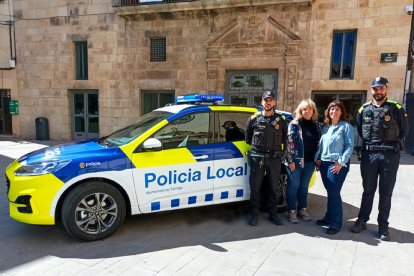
{"left": 61, "top": 181, "right": 126, "bottom": 241}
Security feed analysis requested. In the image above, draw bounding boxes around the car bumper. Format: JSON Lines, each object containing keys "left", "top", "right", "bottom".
{"left": 6, "top": 160, "right": 64, "bottom": 225}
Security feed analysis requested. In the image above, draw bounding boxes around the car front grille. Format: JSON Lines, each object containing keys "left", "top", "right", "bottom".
{"left": 5, "top": 174, "right": 10, "bottom": 195}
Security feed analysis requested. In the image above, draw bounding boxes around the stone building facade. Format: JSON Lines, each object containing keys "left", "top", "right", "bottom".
{"left": 9, "top": 0, "right": 413, "bottom": 140}
{"left": 0, "top": 0, "right": 17, "bottom": 135}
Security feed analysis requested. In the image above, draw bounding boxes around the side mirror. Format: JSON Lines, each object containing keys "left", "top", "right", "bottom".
{"left": 142, "top": 138, "right": 162, "bottom": 151}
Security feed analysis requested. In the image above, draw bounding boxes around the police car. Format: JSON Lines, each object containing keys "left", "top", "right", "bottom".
{"left": 6, "top": 94, "right": 296, "bottom": 241}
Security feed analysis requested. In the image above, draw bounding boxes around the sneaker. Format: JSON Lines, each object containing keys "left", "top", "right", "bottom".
{"left": 379, "top": 228, "right": 390, "bottom": 241}
{"left": 316, "top": 219, "right": 329, "bottom": 226}
{"left": 298, "top": 208, "right": 312, "bottom": 221}
{"left": 288, "top": 210, "right": 299, "bottom": 224}
{"left": 351, "top": 220, "right": 367, "bottom": 233}
{"left": 269, "top": 215, "right": 283, "bottom": 225}
{"left": 326, "top": 227, "right": 339, "bottom": 235}
{"left": 249, "top": 215, "right": 259, "bottom": 226}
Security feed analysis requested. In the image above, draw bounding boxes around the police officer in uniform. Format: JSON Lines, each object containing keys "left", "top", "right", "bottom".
{"left": 245, "top": 90, "right": 288, "bottom": 226}
{"left": 351, "top": 77, "right": 408, "bottom": 241}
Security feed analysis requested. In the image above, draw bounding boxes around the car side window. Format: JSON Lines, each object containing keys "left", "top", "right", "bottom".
{"left": 154, "top": 112, "right": 210, "bottom": 150}
{"left": 217, "top": 112, "right": 251, "bottom": 142}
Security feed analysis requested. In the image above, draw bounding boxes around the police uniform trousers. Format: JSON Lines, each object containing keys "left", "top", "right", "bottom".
{"left": 249, "top": 155, "right": 282, "bottom": 217}
{"left": 358, "top": 150, "right": 400, "bottom": 230}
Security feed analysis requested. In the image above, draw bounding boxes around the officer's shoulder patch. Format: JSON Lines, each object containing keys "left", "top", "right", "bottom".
{"left": 387, "top": 100, "right": 403, "bottom": 109}
{"left": 250, "top": 112, "right": 261, "bottom": 119}
{"left": 275, "top": 111, "right": 286, "bottom": 120}
{"left": 358, "top": 102, "right": 371, "bottom": 113}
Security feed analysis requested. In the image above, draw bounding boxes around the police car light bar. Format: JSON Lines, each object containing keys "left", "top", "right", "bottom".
{"left": 176, "top": 94, "right": 225, "bottom": 104}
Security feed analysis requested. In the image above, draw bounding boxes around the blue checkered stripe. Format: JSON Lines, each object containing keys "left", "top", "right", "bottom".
{"left": 150, "top": 188, "right": 245, "bottom": 211}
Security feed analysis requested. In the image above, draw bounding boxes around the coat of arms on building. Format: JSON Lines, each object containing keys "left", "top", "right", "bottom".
{"left": 241, "top": 16, "right": 265, "bottom": 42}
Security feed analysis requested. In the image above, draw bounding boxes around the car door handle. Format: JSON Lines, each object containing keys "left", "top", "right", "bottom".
{"left": 192, "top": 155, "right": 209, "bottom": 160}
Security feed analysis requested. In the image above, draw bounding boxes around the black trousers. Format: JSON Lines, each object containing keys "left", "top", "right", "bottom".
{"left": 249, "top": 155, "right": 282, "bottom": 217}
{"left": 358, "top": 150, "right": 400, "bottom": 230}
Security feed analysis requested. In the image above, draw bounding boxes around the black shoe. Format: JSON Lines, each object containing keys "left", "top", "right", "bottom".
{"left": 269, "top": 215, "right": 283, "bottom": 225}
{"left": 249, "top": 215, "right": 259, "bottom": 226}
{"left": 351, "top": 220, "right": 367, "bottom": 233}
{"left": 316, "top": 219, "right": 329, "bottom": 226}
{"left": 379, "top": 229, "right": 390, "bottom": 241}
{"left": 326, "top": 227, "right": 339, "bottom": 235}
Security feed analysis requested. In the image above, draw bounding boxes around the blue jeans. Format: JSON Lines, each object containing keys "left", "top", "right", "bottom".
{"left": 319, "top": 161, "right": 349, "bottom": 230}
{"left": 286, "top": 162, "right": 315, "bottom": 211}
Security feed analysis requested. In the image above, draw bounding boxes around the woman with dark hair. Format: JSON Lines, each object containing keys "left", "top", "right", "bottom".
{"left": 315, "top": 100, "right": 354, "bottom": 235}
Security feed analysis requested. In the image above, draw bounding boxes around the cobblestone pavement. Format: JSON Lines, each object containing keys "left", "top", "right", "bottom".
{"left": 1, "top": 138, "right": 413, "bottom": 275}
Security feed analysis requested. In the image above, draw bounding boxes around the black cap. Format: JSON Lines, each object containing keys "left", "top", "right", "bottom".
{"left": 262, "top": 90, "right": 276, "bottom": 99}
{"left": 222, "top": 121, "right": 236, "bottom": 127}
{"left": 371, "top": 77, "right": 389, "bottom": 87}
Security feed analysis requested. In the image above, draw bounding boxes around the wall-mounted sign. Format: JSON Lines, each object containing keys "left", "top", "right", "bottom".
{"left": 380, "top": 53, "right": 398, "bottom": 63}
{"left": 9, "top": 100, "right": 19, "bottom": 115}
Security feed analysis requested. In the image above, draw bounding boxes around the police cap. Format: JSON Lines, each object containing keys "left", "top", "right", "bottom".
{"left": 262, "top": 90, "right": 276, "bottom": 100}
{"left": 371, "top": 77, "right": 389, "bottom": 87}
{"left": 222, "top": 120, "right": 236, "bottom": 127}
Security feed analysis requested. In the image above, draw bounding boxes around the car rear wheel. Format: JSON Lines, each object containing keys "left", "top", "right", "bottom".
{"left": 61, "top": 181, "right": 126, "bottom": 241}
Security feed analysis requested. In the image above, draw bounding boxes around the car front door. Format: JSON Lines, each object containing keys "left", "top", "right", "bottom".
{"left": 131, "top": 111, "right": 215, "bottom": 213}
{"left": 211, "top": 109, "right": 256, "bottom": 203}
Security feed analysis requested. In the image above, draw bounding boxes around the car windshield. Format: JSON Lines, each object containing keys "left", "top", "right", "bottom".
{"left": 98, "top": 111, "right": 171, "bottom": 146}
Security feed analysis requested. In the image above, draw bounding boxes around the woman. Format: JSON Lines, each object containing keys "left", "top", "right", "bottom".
{"left": 315, "top": 100, "right": 354, "bottom": 235}
{"left": 285, "top": 99, "right": 322, "bottom": 223}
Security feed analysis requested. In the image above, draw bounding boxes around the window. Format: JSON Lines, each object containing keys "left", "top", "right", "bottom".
{"left": 142, "top": 91, "right": 174, "bottom": 114}
{"left": 154, "top": 112, "right": 210, "bottom": 150}
{"left": 217, "top": 112, "right": 250, "bottom": 142}
{"left": 150, "top": 37, "right": 166, "bottom": 62}
{"left": 330, "top": 30, "right": 357, "bottom": 79}
{"left": 75, "top": 41, "right": 88, "bottom": 80}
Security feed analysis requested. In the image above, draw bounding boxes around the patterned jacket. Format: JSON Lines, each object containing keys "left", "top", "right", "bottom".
{"left": 285, "top": 118, "right": 322, "bottom": 168}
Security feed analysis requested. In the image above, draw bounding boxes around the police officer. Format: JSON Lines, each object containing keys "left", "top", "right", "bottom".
{"left": 351, "top": 77, "right": 408, "bottom": 241}
{"left": 245, "top": 90, "right": 288, "bottom": 226}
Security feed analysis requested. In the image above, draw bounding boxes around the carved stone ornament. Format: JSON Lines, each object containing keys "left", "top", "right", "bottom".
{"left": 241, "top": 16, "right": 265, "bottom": 43}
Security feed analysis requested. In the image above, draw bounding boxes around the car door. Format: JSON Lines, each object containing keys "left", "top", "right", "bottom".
{"left": 131, "top": 111, "right": 215, "bottom": 213}
{"left": 211, "top": 109, "right": 256, "bottom": 203}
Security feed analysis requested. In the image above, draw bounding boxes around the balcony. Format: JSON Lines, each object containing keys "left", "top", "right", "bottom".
{"left": 112, "top": 0, "right": 198, "bottom": 7}
{"left": 112, "top": 0, "right": 312, "bottom": 16}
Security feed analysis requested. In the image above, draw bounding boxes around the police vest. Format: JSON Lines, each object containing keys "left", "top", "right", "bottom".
{"left": 251, "top": 112, "right": 284, "bottom": 152}
{"left": 359, "top": 101, "right": 401, "bottom": 144}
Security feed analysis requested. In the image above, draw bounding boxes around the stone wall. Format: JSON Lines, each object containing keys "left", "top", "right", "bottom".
{"left": 11, "top": 0, "right": 413, "bottom": 139}
{"left": 310, "top": 0, "right": 412, "bottom": 102}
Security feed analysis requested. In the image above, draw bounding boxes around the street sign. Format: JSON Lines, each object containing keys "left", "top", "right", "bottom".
{"left": 9, "top": 100, "right": 19, "bottom": 115}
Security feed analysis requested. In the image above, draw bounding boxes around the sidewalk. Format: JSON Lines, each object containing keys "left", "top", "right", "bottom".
{"left": 0, "top": 138, "right": 413, "bottom": 275}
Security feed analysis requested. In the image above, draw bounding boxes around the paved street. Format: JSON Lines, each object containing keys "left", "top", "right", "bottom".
{"left": 0, "top": 137, "right": 413, "bottom": 275}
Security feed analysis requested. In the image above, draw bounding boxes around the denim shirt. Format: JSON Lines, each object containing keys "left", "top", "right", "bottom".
{"left": 285, "top": 118, "right": 322, "bottom": 168}
{"left": 315, "top": 121, "right": 354, "bottom": 167}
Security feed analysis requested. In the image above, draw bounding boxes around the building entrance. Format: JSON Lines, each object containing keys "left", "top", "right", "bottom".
{"left": 226, "top": 71, "right": 278, "bottom": 106}
{"left": 0, "top": 90, "right": 12, "bottom": 134}
{"left": 71, "top": 90, "right": 99, "bottom": 140}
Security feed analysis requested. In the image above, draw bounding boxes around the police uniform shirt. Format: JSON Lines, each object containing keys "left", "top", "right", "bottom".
{"left": 356, "top": 99, "right": 408, "bottom": 146}
{"left": 245, "top": 111, "right": 288, "bottom": 153}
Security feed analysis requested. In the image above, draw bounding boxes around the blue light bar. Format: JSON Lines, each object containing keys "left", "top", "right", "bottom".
{"left": 176, "top": 94, "right": 225, "bottom": 104}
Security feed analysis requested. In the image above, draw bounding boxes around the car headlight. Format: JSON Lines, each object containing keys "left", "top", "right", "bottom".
{"left": 14, "top": 160, "right": 71, "bottom": 176}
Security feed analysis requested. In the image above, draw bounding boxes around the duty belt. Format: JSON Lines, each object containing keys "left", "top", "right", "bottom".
{"left": 250, "top": 151, "right": 283, "bottom": 158}
{"left": 364, "top": 144, "right": 399, "bottom": 152}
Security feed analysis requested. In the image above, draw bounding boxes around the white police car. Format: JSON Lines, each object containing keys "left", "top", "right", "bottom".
{"left": 6, "top": 94, "right": 295, "bottom": 241}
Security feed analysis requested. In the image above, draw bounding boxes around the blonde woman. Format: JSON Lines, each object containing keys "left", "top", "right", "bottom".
{"left": 285, "top": 99, "right": 322, "bottom": 223}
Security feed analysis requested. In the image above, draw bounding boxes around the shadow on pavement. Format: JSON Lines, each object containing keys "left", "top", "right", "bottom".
{"left": 1, "top": 194, "right": 413, "bottom": 271}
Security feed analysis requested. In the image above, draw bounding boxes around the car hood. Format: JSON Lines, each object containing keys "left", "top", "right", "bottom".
{"left": 17, "top": 140, "right": 133, "bottom": 183}
{"left": 18, "top": 140, "right": 108, "bottom": 164}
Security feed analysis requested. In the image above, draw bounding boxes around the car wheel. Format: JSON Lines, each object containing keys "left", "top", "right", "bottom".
{"left": 277, "top": 173, "right": 288, "bottom": 213}
{"left": 61, "top": 181, "right": 126, "bottom": 242}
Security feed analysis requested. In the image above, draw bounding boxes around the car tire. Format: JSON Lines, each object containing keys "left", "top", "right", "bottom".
{"left": 61, "top": 181, "right": 126, "bottom": 242}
